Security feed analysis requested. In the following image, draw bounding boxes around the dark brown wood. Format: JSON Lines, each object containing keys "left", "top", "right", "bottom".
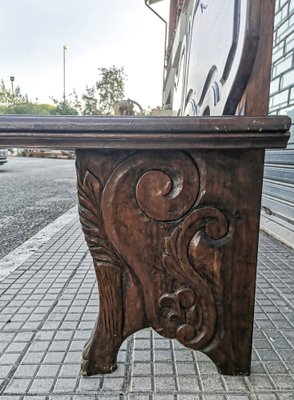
{"left": 0, "top": 0, "right": 290, "bottom": 379}
{"left": 0, "top": 115, "right": 290, "bottom": 149}
{"left": 76, "top": 150, "right": 149, "bottom": 375}
{"left": 169, "top": 0, "right": 263, "bottom": 116}
{"left": 75, "top": 147, "right": 267, "bottom": 376}
{"left": 242, "top": 0, "right": 276, "bottom": 116}
{"left": 0, "top": 115, "right": 290, "bottom": 133}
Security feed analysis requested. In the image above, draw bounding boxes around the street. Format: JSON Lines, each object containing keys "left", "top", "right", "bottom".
{"left": 0, "top": 157, "right": 77, "bottom": 259}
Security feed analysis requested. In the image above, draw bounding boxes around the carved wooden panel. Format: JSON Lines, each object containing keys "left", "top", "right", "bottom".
{"left": 170, "top": 0, "right": 262, "bottom": 116}
{"left": 76, "top": 148, "right": 264, "bottom": 376}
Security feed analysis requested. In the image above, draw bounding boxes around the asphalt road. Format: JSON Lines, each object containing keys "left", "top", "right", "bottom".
{"left": 0, "top": 157, "right": 77, "bottom": 259}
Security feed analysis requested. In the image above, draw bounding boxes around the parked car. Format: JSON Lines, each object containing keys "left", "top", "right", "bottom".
{"left": 0, "top": 149, "right": 8, "bottom": 165}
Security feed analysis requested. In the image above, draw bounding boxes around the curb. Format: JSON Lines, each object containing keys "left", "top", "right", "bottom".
{"left": 0, "top": 205, "right": 78, "bottom": 282}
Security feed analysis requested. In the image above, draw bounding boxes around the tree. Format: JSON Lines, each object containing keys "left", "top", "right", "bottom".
{"left": 0, "top": 80, "right": 26, "bottom": 113}
{"left": 0, "top": 66, "right": 127, "bottom": 116}
{"left": 0, "top": 80, "right": 54, "bottom": 115}
{"left": 50, "top": 90, "right": 81, "bottom": 115}
{"left": 81, "top": 66, "right": 126, "bottom": 115}
{"left": 82, "top": 86, "right": 99, "bottom": 115}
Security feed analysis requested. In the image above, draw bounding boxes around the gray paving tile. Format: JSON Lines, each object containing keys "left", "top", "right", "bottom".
{"left": 43, "top": 351, "right": 65, "bottom": 364}
{"left": 37, "top": 364, "right": 61, "bottom": 378}
{"left": 27, "top": 377, "right": 55, "bottom": 394}
{"left": 271, "top": 373, "right": 294, "bottom": 389}
{"left": 0, "top": 365, "right": 13, "bottom": 378}
{"left": 132, "top": 362, "right": 152, "bottom": 376}
{"left": 64, "top": 351, "right": 83, "bottom": 364}
{"left": 154, "top": 339, "right": 172, "bottom": 349}
{"left": 59, "top": 363, "right": 81, "bottom": 377}
{"left": 4, "top": 378, "right": 32, "bottom": 394}
{"left": 200, "top": 374, "right": 225, "bottom": 391}
{"left": 131, "top": 376, "right": 152, "bottom": 391}
{"left": 227, "top": 396, "right": 252, "bottom": 400}
{"left": 176, "top": 362, "right": 196, "bottom": 376}
{"left": 265, "top": 361, "right": 289, "bottom": 374}
{"left": 5, "top": 342, "right": 27, "bottom": 353}
{"left": 0, "top": 219, "right": 293, "bottom": 399}
{"left": 21, "top": 351, "right": 44, "bottom": 364}
{"left": 102, "top": 376, "right": 124, "bottom": 391}
{"left": 0, "top": 352, "right": 20, "bottom": 365}
{"left": 0, "top": 397, "right": 23, "bottom": 400}
{"left": 134, "top": 338, "right": 151, "bottom": 350}
{"left": 77, "top": 376, "right": 101, "bottom": 392}
{"left": 197, "top": 361, "right": 218, "bottom": 374}
{"left": 134, "top": 349, "right": 152, "bottom": 362}
{"left": 222, "top": 376, "right": 249, "bottom": 392}
{"left": 154, "top": 375, "right": 177, "bottom": 391}
{"left": 177, "top": 375, "right": 200, "bottom": 391}
{"left": 154, "top": 350, "right": 173, "bottom": 363}
{"left": 14, "top": 364, "right": 39, "bottom": 378}
{"left": 53, "top": 377, "right": 78, "bottom": 392}
{"left": 277, "top": 394, "right": 294, "bottom": 400}
{"left": 154, "top": 362, "right": 174, "bottom": 376}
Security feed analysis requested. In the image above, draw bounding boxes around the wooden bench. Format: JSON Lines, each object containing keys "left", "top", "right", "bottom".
{"left": 0, "top": 0, "right": 291, "bottom": 377}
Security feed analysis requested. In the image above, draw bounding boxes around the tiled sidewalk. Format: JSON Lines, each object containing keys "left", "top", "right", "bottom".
{"left": 0, "top": 216, "right": 293, "bottom": 400}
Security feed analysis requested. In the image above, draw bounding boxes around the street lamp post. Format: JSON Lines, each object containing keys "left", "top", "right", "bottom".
{"left": 63, "top": 45, "right": 68, "bottom": 101}
{"left": 10, "top": 76, "right": 15, "bottom": 95}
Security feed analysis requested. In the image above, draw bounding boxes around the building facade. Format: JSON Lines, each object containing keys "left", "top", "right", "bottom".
{"left": 261, "top": 0, "right": 294, "bottom": 247}
{"left": 146, "top": 0, "right": 294, "bottom": 247}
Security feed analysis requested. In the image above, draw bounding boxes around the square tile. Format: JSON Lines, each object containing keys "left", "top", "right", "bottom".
{"left": 37, "top": 364, "right": 60, "bottom": 378}
{"left": 43, "top": 352, "right": 65, "bottom": 364}
{"left": 14, "top": 364, "right": 39, "bottom": 378}
{"left": 102, "top": 376, "right": 124, "bottom": 391}
{"left": 78, "top": 376, "right": 101, "bottom": 392}
{"left": 53, "top": 378, "right": 78, "bottom": 392}
{"left": 132, "top": 362, "right": 152, "bottom": 376}
{"left": 28, "top": 378, "right": 55, "bottom": 394}
{"left": 178, "top": 375, "right": 200, "bottom": 391}
{"left": 59, "top": 363, "right": 81, "bottom": 377}
{"left": 4, "top": 378, "right": 32, "bottom": 394}
{"left": 131, "top": 376, "right": 152, "bottom": 391}
{"left": 0, "top": 365, "right": 13, "bottom": 378}
{"left": 154, "top": 375, "right": 177, "bottom": 391}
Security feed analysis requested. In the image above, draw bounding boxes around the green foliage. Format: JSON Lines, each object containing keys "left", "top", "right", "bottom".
{"left": 81, "top": 66, "right": 126, "bottom": 115}
{"left": 50, "top": 91, "right": 81, "bottom": 116}
{"left": 82, "top": 86, "right": 100, "bottom": 115}
{"left": 0, "top": 66, "right": 127, "bottom": 116}
{"left": 95, "top": 66, "right": 126, "bottom": 115}
{"left": 0, "top": 79, "right": 27, "bottom": 113}
{"left": 9, "top": 102, "right": 55, "bottom": 115}
{"left": 0, "top": 80, "right": 53, "bottom": 115}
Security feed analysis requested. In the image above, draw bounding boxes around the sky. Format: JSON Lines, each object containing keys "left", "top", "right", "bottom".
{"left": 0, "top": 0, "right": 169, "bottom": 110}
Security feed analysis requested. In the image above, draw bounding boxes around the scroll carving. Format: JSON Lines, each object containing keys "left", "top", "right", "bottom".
{"left": 77, "top": 149, "right": 232, "bottom": 373}
{"left": 159, "top": 207, "right": 230, "bottom": 349}
{"left": 102, "top": 151, "right": 201, "bottom": 328}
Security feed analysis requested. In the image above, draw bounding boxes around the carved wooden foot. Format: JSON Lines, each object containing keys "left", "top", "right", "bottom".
{"left": 76, "top": 150, "right": 148, "bottom": 376}
{"left": 81, "top": 334, "right": 118, "bottom": 375}
{"left": 80, "top": 264, "right": 123, "bottom": 376}
{"left": 76, "top": 148, "right": 264, "bottom": 376}
{"left": 206, "top": 346, "right": 252, "bottom": 376}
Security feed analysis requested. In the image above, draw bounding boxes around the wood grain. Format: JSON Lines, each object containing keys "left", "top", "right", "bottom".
{"left": 75, "top": 148, "right": 268, "bottom": 375}
{"left": 0, "top": 0, "right": 290, "bottom": 378}
{"left": 0, "top": 115, "right": 290, "bottom": 149}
